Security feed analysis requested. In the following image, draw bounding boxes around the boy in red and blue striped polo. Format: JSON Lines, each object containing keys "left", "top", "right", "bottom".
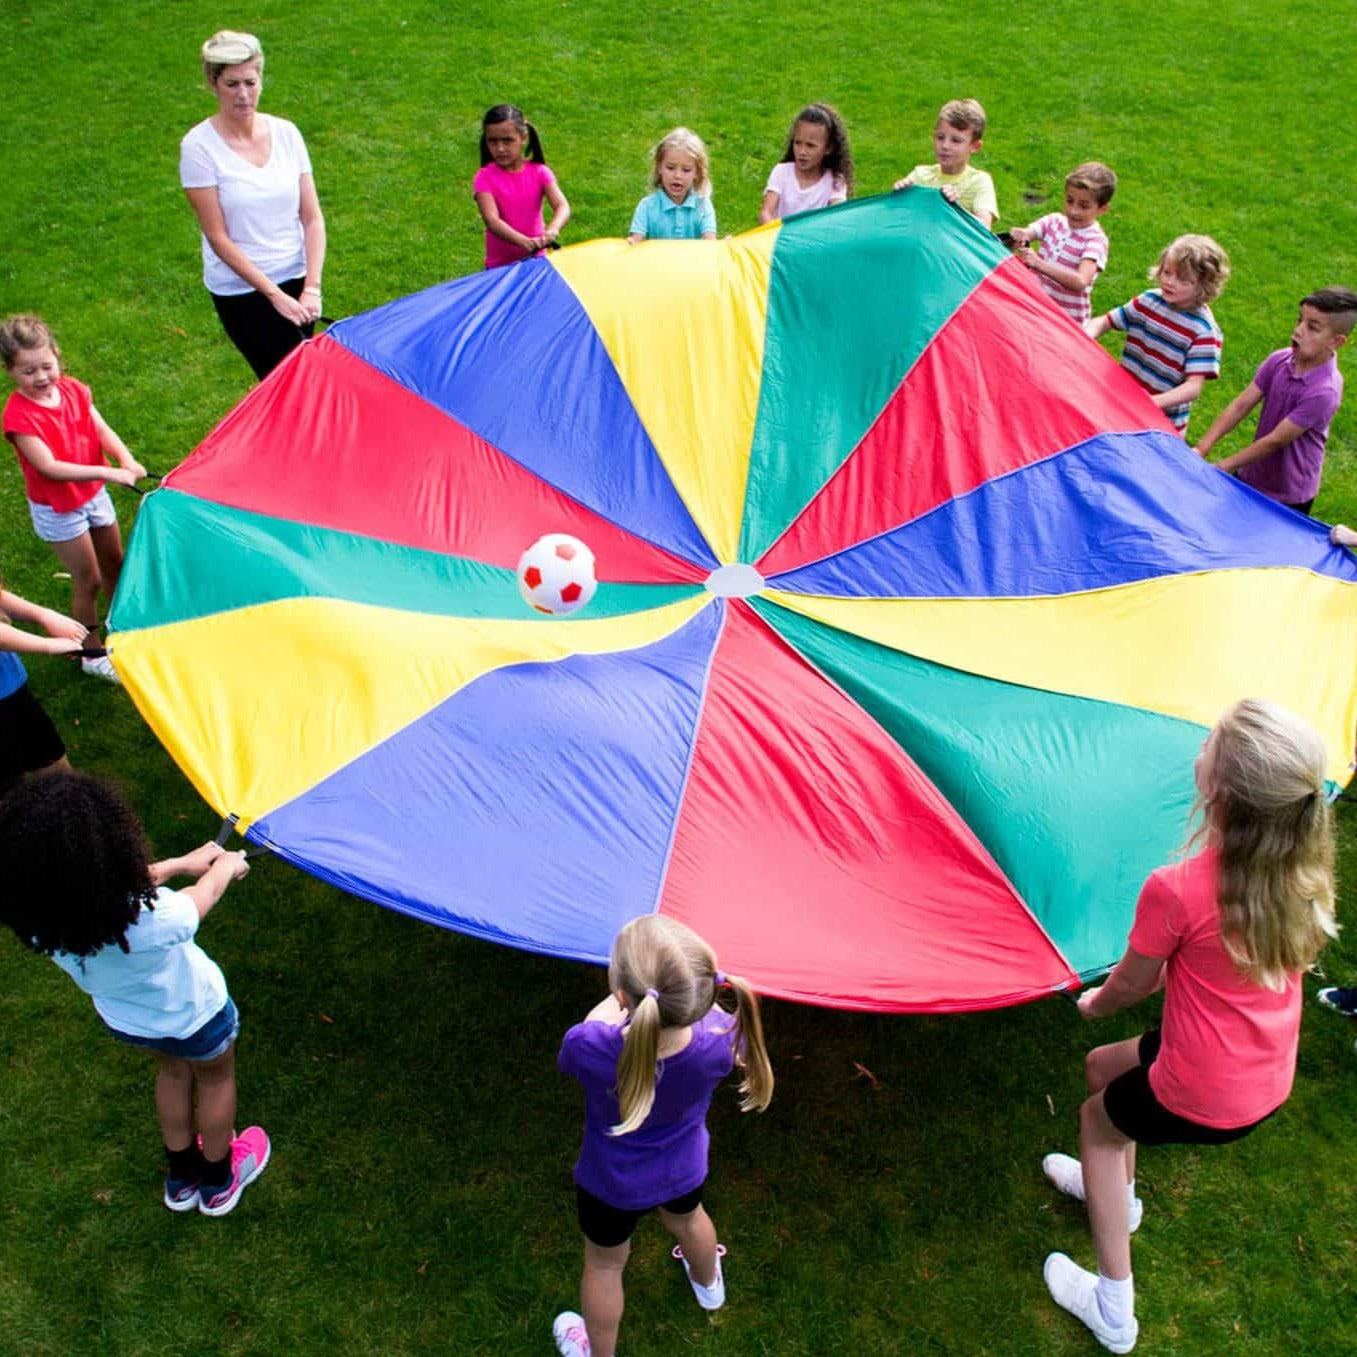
{"left": 1086, "top": 234, "right": 1231, "bottom": 435}
{"left": 1010, "top": 162, "right": 1116, "bottom": 325}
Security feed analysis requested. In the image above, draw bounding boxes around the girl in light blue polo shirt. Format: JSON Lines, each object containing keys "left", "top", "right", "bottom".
{"left": 627, "top": 128, "right": 717, "bottom": 242}
{"left": 0, "top": 772, "right": 269, "bottom": 1217}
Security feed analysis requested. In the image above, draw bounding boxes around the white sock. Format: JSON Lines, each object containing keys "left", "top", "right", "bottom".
{"left": 1127, "top": 1179, "right": 1138, "bottom": 1206}
{"left": 1095, "top": 1272, "right": 1134, "bottom": 1329}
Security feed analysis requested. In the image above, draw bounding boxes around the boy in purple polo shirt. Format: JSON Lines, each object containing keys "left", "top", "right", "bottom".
{"left": 1194, "top": 287, "right": 1357, "bottom": 513}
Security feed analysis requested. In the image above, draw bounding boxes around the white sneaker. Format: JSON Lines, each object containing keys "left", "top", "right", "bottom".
{"left": 1044, "top": 1252, "right": 1139, "bottom": 1353}
{"left": 1043, "top": 1152, "right": 1143, "bottom": 1233}
{"left": 81, "top": 653, "right": 121, "bottom": 685}
{"left": 674, "top": 1246, "right": 725, "bottom": 1310}
{"left": 552, "top": 1310, "right": 590, "bottom": 1357}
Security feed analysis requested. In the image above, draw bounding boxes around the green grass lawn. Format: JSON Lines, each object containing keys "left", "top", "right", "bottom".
{"left": 2, "top": 1, "right": 1356, "bottom": 1353}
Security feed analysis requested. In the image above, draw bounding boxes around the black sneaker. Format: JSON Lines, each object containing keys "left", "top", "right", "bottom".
{"left": 1317, "top": 987, "right": 1357, "bottom": 1017}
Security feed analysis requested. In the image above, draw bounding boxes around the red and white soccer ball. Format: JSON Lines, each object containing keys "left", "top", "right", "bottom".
{"left": 516, "top": 533, "right": 598, "bottom": 615}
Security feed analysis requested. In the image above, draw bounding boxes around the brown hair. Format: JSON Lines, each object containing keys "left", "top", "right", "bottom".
{"left": 0, "top": 314, "right": 58, "bottom": 371}
{"left": 1066, "top": 161, "right": 1117, "bottom": 207}
{"left": 938, "top": 98, "right": 986, "bottom": 139}
{"left": 608, "top": 915, "right": 773, "bottom": 1135}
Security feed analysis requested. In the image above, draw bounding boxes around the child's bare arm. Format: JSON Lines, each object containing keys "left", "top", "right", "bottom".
{"left": 0, "top": 589, "right": 86, "bottom": 642}
{"left": 177, "top": 848, "right": 250, "bottom": 920}
{"left": 758, "top": 190, "right": 781, "bottom": 225}
{"left": 1331, "top": 524, "right": 1357, "bottom": 548}
{"left": 9, "top": 432, "right": 138, "bottom": 486}
{"left": 1192, "top": 382, "right": 1263, "bottom": 456}
{"left": 542, "top": 182, "right": 571, "bottom": 243}
{"left": 475, "top": 191, "right": 541, "bottom": 252}
{"left": 1150, "top": 374, "right": 1206, "bottom": 411}
{"left": 0, "top": 616, "right": 83, "bottom": 655}
{"left": 1076, "top": 946, "right": 1165, "bottom": 1019}
{"left": 1215, "top": 417, "right": 1307, "bottom": 472}
{"left": 1021, "top": 252, "right": 1097, "bottom": 294}
{"left": 90, "top": 408, "right": 146, "bottom": 480}
{"left": 1083, "top": 313, "right": 1113, "bottom": 340}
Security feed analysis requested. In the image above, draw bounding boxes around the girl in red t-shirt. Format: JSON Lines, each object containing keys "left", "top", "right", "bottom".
{"left": 1, "top": 315, "right": 146, "bottom": 681}
{"left": 1041, "top": 699, "right": 1337, "bottom": 1353}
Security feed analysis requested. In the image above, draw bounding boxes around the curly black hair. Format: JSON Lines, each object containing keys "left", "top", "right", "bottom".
{"left": 779, "top": 103, "right": 854, "bottom": 196}
{"left": 0, "top": 771, "right": 155, "bottom": 956}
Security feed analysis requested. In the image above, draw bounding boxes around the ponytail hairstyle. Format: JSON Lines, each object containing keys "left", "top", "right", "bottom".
{"left": 479, "top": 104, "right": 547, "bottom": 166}
{"left": 1189, "top": 699, "right": 1338, "bottom": 990}
{"left": 0, "top": 771, "right": 156, "bottom": 957}
{"left": 780, "top": 102, "right": 854, "bottom": 195}
{"left": 608, "top": 915, "right": 774, "bottom": 1135}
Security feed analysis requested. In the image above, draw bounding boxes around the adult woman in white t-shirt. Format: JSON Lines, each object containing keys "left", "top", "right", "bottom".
{"left": 179, "top": 31, "right": 327, "bottom": 379}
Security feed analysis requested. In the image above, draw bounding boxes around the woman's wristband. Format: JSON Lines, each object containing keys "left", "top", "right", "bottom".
{"left": 302, "top": 285, "right": 322, "bottom": 297}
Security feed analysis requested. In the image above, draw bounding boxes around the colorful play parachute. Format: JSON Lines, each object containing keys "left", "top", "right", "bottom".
{"left": 110, "top": 192, "right": 1357, "bottom": 1012}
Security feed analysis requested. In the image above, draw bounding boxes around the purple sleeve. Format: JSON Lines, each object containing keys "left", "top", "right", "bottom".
{"left": 1253, "top": 348, "right": 1286, "bottom": 394}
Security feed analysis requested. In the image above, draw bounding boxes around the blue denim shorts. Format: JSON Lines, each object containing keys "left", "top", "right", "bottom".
{"left": 105, "top": 998, "right": 239, "bottom": 1062}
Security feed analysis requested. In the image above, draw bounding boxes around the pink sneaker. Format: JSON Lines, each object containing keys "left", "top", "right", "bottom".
{"left": 552, "top": 1311, "right": 590, "bottom": 1356}
{"left": 199, "top": 1126, "right": 271, "bottom": 1216}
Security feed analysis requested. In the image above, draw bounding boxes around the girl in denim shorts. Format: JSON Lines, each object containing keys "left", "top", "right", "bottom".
{"left": 0, "top": 771, "right": 270, "bottom": 1216}
{"left": 1, "top": 315, "right": 147, "bottom": 683}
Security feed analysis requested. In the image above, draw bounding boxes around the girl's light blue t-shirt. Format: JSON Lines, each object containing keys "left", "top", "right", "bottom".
{"left": 628, "top": 188, "right": 717, "bottom": 240}
{"left": 50, "top": 887, "right": 227, "bottom": 1039}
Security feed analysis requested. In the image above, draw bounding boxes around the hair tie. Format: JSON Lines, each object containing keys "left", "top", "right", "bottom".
{"left": 714, "top": 971, "right": 727, "bottom": 988}
{"left": 644, "top": 987, "right": 659, "bottom": 1003}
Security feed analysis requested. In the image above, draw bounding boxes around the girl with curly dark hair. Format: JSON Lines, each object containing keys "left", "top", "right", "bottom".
{"left": 759, "top": 103, "right": 853, "bottom": 224}
{"left": 0, "top": 771, "right": 269, "bottom": 1216}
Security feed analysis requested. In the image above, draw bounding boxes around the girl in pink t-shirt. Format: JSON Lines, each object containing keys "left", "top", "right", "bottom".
{"left": 758, "top": 103, "right": 853, "bottom": 224}
{"left": 472, "top": 104, "right": 571, "bottom": 270}
{"left": 1040, "top": 699, "right": 1337, "bottom": 1353}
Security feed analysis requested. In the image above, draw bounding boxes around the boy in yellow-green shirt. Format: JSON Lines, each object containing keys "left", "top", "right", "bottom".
{"left": 893, "top": 98, "right": 998, "bottom": 228}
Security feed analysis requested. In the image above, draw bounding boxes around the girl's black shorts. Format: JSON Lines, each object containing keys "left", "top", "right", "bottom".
{"left": 576, "top": 1182, "right": 705, "bottom": 1248}
{"left": 0, "top": 683, "right": 65, "bottom": 793}
{"left": 1103, "top": 1029, "right": 1276, "bottom": 1146}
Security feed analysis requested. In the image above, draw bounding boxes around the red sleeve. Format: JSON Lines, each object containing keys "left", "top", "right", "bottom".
{"left": 1128, "top": 864, "right": 1181, "bottom": 960}
{"left": 3, "top": 393, "right": 33, "bottom": 437}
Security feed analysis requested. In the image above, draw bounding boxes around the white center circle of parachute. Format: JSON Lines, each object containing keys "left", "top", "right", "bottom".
{"left": 704, "top": 563, "right": 765, "bottom": 597}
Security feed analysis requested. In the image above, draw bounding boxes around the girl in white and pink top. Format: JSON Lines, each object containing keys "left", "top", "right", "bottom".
{"left": 758, "top": 103, "right": 852, "bottom": 224}
{"left": 1039, "top": 699, "right": 1337, "bottom": 1353}
{"left": 473, "top": 103, "right": 571, "bottom": 270}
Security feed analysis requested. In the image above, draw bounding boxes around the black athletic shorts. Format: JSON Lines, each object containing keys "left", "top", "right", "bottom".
{"left": 0, "top": 682, "right": 65, "bottom": 794}
{"left": 1103, "top": 1029, "right": 1276, "bottom": 1146}
{"left": 210, "top": 277, "right": 313, "bottom": 380}
{"left": 576, "top": 1182, "right": 705, "bottom": 1248}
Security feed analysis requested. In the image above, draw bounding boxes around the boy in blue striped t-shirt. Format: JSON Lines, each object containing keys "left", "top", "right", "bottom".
{"left": 1085, "top": 234, "right": 1231, "bottom": 435}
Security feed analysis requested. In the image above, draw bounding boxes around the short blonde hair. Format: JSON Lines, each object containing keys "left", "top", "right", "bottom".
{"left": 938, "top": 98, "right": 986, "bottom": 139}
{"left": 648, "top": 127, "right": 712, "bottom": 197}
{"left": 201, "top": 30, "right": 264, "bottom": 85}
{"left": 1066, "top": 161, "right": 1117, "bottom": 206}
{"left": 1151, "top": 234, "right": 1231, "bottom": 306}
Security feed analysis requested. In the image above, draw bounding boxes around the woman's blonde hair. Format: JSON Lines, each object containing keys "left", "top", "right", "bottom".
{"left": 201, "top": 30, "right": 264, "bottom": 85}
{"left": 648, "top": 127, "right": 712, "bottom": 197}
{"left": 608, "top": 915, "right": 772, "bottom": 1135}
{"left": 1190, "top": 699, "right": 1338, "bottom": 990}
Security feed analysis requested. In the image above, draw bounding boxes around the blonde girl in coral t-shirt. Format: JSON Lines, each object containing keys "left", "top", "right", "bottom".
{"left": 1040, "top": 699, "right": 1337, "bottom": 1353}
